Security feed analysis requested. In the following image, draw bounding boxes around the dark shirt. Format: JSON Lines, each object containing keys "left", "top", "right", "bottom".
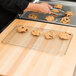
{"left": 0, "top": 0, "right": 31, "bottom": 31}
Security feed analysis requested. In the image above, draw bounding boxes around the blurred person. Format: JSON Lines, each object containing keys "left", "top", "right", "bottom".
{"left": 0, "top": 0, "right": 52, "bottom": 31}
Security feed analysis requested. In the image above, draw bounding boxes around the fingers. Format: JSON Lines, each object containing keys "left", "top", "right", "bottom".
{"left": 46, "top": 6, "right": 52, "bottom": 14}
{"left": 42, "top": 9, "right": 51, "bottom": 14}
{"left": 41, "top": 2, "right": 52, "bottom": 8}
{"left": 48, "top": 5, "right": 53, "bottom": 9}
{"left": 40, "top": 3, "right": 52, "bottom": 14}
{"left": 40, "top": 8, "right": 51, "bottom": 14}
{"left": 47, "top": 8, "right": 52, "bottom": 14}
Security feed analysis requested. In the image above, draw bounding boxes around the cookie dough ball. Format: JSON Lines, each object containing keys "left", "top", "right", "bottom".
{"left": 54, "top": 4, "right": 63, "bottom": 9}
{"left": 44, "top": 31, "right": 57, "bottom": 39}
{"left": 17, "top": 25, "right": 29, "bottom": 33}
{"left": 65, "top": 11, "right": 74, "bottom": 17}
{"left": 45, "top": 15, "right": 55, "bottom": 22}
{"left": 51, "top": 9, "right": 59, "bottom": 13}
{"left": 31, "top": 29, "right": 42, "bottom": 37}
{"left": 28, "top": 13, "right": 38, "bottom": 19}
{"left": 60, "top": 17, "right": 70, "bottom": 24}
{"left": 58, "top": 32, "right": 72, "bottom": 40}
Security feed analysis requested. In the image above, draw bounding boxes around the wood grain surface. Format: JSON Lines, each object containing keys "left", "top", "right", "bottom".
{"left": 0, "top": 19, "right": 76, "bottom": 76}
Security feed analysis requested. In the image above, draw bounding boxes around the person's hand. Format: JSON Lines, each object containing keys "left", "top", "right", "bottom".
{"left": 37, "top": 2, "right": 52, "bottom": 14}
{"left": 24, "top": 3, "right": 52, "bottom": 14}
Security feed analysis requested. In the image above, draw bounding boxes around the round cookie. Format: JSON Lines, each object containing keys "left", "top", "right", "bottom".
{"left": 44, "top": 30, "right": 57, "bottom": 39}
{"left": 17, "top": 25, "right": 29, "bottom": 33}
{"left": 28, "top": 13, "right": 38, "bottom": 19}
{"left": 65, "top": 11, "right": 74, "bottom": 17}
{"left": 58, "top": 32, "right": 72, "bottom": 40}
{"left": 54, "top": 4, "right": 63, "bottom": 9}
{"left": 31, "top": 29, "right": 42, "bottom": 37}
{"left": 51, "top": 9, "right": 59, "bottom": 13}
{"left": 60, "top": 17, "right": 70, "bottom": 24}
{"left": 45, "top": 15, "right": 55, "bottom": 22}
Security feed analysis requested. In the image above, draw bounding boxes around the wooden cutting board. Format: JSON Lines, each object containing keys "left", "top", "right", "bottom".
{"left": 0, "top": 19, "right": 76, "bottom": 76}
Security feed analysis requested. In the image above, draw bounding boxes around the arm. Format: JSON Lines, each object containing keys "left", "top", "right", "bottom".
{"left": 0, "top": 0, "right": 52, "bottom": 14}
{"left": 0, "top": 0, "right": 31, "bottom": 13}
{"left": 24, "top": 3, "right": 52, "bottom": 14}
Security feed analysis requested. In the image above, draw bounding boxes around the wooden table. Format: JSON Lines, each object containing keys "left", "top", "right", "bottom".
{"left": 0, "top": 19, "right": 76, "bottom": 76}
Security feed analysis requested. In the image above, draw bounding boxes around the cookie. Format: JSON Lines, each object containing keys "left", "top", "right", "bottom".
{"left": 28, "top": 13, "right": 38, "bottom": 19}
{"left": 58, "top": 32, "right": 72, "bottom": 40}
{"left": 54, "top": 4, "right": 63, "bottom": 9}
{"left": 51, "top": 9, "right": 59, "bottom": 13}
{"left": 65, "top": 11, "right": 74, "bottom": 17}
{"left": 17, "top": 25, "right": 29, "bottom": 33}
{"left": 31, "top": 29, "right": 42, "bottom": 37}
{"left": 60, "top": 17, "right": 70, "bottom": 24}
{"left": 44, "top": 31, "right": 57, "bottom": 39}
{"left": 45, "top": 15, "right": 55, "bottom": 22}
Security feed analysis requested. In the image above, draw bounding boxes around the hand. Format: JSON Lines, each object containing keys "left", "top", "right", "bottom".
{"left": 24, "top": 3, "right": 52, "bottom": 14}
{"left": 38, "top": 3, "right": 52, "bottom": 14}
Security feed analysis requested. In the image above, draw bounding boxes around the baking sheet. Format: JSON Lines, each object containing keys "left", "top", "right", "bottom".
{"left": 1, "top": 26, "right": 72, "bottom": 56}
{"left": 20, "top": 1, "right": 76, "bottom": 27}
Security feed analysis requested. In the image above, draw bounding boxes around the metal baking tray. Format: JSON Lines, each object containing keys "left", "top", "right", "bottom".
{"left": 1, "top": 25, "right": 72, "bottom": 56}
{"left": 19, "top": 1, "right": 76, "bottom": 27}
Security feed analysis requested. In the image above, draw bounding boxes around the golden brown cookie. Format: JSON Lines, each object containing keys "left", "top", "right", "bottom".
{"left": 45, "top": 15, "right": 55, "bottom": 22}
{"left": 51, "top": 9, "right": 59, "bottom": 13}
{"left": 58, "top": 32, "right": 72, "bottom": 40}
{"left": 54, "top": 4, "right": 63, "bottom": 9}
{"left": 44, "top": 31, "right": 57, "bottom": 39}
{"left": 31, "top": 29, "right": 42, "bottom": 37}
{"left": 28, "top": 13, "right": 38, "bottom": 19}
{"left": 17, "top": 25, "right": 29, "bottom": 33}
{"left": 60, "top": 17, "right": 70, "bottom": 24}
{"left": 65, "top": 11, "right": 74, "bottom": 17}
